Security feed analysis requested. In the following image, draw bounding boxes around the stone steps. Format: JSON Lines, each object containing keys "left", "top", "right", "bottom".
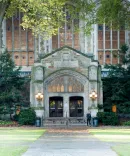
{"left": 42, "top": 117, "right": 87, "bottom": 127}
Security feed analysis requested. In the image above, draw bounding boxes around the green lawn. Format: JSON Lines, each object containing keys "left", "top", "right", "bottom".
{"left": 112, "top": 145, "right": 130, "bottom": 156}
{"left": 89, "top": 128, "right": 130, "bottom": 156}
{"left": 0, "top": 128, "right": 45, "bottom": 156}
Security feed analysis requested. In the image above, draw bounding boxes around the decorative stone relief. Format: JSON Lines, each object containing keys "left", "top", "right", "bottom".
{"left": 35, "top": 83, "right": 43, "bottom": 93}
{"left": 35, "top": 67, "right": 43, "bottom": 80}
{"left": 89, "top": 66, "right": 97, "bottom": 80}
{"left": 44, "top": 69, "right": 87, "bottom": 85}
{"left": 54, "top": 52, "right": 79, "bottom": 68}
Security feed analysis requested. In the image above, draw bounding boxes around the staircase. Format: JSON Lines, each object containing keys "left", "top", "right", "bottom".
{"left": 43, "top": 117, "right": 87, "bottom": 127}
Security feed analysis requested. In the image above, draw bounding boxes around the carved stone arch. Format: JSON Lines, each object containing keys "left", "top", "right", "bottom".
{"left": 44, "top": 69, "right": 88, "bottom": 85}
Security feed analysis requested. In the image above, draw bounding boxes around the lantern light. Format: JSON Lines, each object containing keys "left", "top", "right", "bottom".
{"left": 35, "top": 92, "right": 44, "bottom": 101}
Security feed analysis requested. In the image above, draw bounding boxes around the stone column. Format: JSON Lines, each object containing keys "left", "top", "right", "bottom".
{"left": 79, "top": 20, "right": 85, "bottom": 52}
{"left": 2, "top": 19, "right": 6, "bottom": 48}
{"left": 63, "top": 95, "right": 69, "bottom": 118}
{"left": 84, "top": 82, "right": 89, "bottom": 117}
{"left": 44, "top": 84, "right": 49, "bottom": 118}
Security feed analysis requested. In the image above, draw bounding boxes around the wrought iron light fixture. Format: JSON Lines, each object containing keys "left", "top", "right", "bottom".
{"left": 89, "top": 90, "right": 97, "bottom": 100}
{"left": 35, "top": 93, "right": 43, "bottom": 101}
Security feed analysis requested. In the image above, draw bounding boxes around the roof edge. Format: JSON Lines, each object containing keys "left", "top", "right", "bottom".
{"left": 38, "top": 45, "right": 94, "bottom": 60}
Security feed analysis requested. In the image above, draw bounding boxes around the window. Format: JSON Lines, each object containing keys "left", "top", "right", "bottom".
{"left": 48, "top": 76, "right": 84, "bottom": 93}
{"left": 15, "top": 55, "right": 19, "bottom": 59}
{"left": 106, "top": 55, "right": 110, "bottom": 58}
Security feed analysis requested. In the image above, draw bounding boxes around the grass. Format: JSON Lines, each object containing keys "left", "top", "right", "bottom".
{"left": 0, "top": 147, "right": 28, "bottom": 156}
{"left": 88, "top": 128, "right": 130, "bottom": 156}
{"left": 112, "top": 145, "right": 130, "bottom": 156}
{"left": 0, "top": 128, "right": 45, "bottom": 156}
{"left": 89, "top": 129, "right": 130, "bottom": 142}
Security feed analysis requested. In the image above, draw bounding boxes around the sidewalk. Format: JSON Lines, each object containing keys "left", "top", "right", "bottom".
{"left": 22, "top": 128, "right": 117, "bottom": 156}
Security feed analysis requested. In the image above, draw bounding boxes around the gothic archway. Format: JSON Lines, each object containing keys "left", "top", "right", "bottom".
{"left": 47, "top": 75, "right": 84, "bottom": 93}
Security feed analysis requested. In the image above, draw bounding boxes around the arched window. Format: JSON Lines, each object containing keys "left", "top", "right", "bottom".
{"left": 48, "top": 76, "right": 84, "bottom": 93}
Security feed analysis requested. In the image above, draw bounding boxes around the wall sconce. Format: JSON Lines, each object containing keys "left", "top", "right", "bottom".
{"left": 35, "top": 93, "right": 43, "bottom": 102}
{"left": 89, "top": 90, "right": 97, "bottom": 101}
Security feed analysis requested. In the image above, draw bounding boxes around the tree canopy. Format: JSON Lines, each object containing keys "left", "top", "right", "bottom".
{"left": 0, "top": 0, "right": 130, "bottom": 53}
{"left": 0, "top": 50, "right": 27, "bottom": 119}
{"left": 0, "top": 0, "right": 130, "bottom": 37}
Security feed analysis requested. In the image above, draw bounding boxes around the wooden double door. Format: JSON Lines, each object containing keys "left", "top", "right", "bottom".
{"left": 69, "top": 96, "right": 84, "bottom": 117}
{"left": 49, "top": 97, "right": 63, "bottom": 117}
{"left": 49, "top": 96, "right": 84, "bottom": 117}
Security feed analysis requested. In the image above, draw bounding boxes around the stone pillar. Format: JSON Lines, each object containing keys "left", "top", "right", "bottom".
{"left": 2, "top": 19, "right": 6, "bottom": 48}
{"left": 44, "top": 85, "right": 49, "bottom": 118}
{"left": 93, "top": 24, "right": 98, "bottom": 60}
{"left": 84, "top": 82, "right": 89, "bottom": 117}
{"left": 63, "top": 95, "right": 69, "bottom": 117}
{"left": 79, "top": 20, "right": 85, "bottom": 52}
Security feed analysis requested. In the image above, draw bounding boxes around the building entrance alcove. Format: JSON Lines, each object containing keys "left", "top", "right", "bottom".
{"left": 69, "top": 96, "right": 84, "bottom": 117}
{"left": 30, "top": 46, "right": 103, "bottom": 121}
{"left": 49, "top": 97, "right": 63, "bottom": 117}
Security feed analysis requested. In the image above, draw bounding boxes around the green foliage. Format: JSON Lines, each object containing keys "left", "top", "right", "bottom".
{"left": 13, "top": 114, "right": 19, "bottom": 121}
{"left": 0, "top": 0, "right": 130, "bottom": 41}
{"left": 0, "top": 50, "right": 26, "bottom": 118}
{"left": 103, "top": 44, "right": 130, "bottom": 114}
{"left": 0, "top": 120, "right": 17, "bottom": 126}
{"left": 18, "top": 108, "right": 36, "bottom": 125}
{"left": 122, "top": 121, "right": 130, "bottom": 126}
{"left": 97, "top": 0, "right": 130, "bottom": 30}
{"left": 97, "top": 112, "right": 119, "bottom": 125}
{"left": 120, "top": 44, "right": 129, "bottom": 54}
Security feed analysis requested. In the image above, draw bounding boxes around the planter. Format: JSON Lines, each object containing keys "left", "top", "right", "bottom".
{"left": 93, "top": 117, "right": 98, "bottom": 127}
{"left": 35, "top": 110, "right": 44, "bottom": 118}
{"left": 90, "top": 108, "right": 98, "bottom": 117}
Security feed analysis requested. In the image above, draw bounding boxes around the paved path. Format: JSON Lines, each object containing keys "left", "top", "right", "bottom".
{"left": 22, "top": 128, "right": 117, "bottom": 156}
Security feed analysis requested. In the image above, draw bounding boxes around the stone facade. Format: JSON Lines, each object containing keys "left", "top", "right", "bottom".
{"left": 30, "top": 46, "right": 103, "bottom": 119}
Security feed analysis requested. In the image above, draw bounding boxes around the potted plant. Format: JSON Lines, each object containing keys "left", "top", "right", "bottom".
{"left": 93, "top": 117, "right": 98, "bottom": 127}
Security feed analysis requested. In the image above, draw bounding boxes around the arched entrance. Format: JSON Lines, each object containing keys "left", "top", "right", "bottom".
{"left": 49, "top": 97, "right": 63, "bottom": 117}
{"left": 69, "top": 96, "right": 84, "bottom": 117}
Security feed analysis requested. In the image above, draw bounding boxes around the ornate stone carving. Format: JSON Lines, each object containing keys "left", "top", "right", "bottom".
{"left": 89, "top": 66, "right": 97, "bottom": 80}
{"left": 35, "top": 67, "right": 43, "bottom": 80}
{"left": 44, "top": 69, "right": 88, "bottom": 85}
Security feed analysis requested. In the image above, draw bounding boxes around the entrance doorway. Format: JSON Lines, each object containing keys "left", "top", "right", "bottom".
{"left": 49, "top": 97, "right": 63, "bottom": 117}
{"left": 69, "top": 96, "right": 84, "bottom": 117}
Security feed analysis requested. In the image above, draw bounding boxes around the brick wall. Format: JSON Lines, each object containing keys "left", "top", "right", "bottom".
{"left": 6, "top": 16, "right": 34, "bottom": 66}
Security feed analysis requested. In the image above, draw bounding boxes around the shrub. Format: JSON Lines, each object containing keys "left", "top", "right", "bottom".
{"left": 97, "top": 112, "right": 119, "bottom": 125}
{"left": 0, "top": 120, "right": 18, "bottom": 127}
{"left": 13, "top": 114, "right": 19, "bottom": 121}
{"left": 18, "top": 108, "right": 36, "bottom": 125}
{"left": 122, "top": 121, "right": 130, "bottom": 126}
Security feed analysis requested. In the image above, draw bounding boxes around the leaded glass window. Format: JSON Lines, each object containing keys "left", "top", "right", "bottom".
{"left": 48, "top": 76, "right": 84, "bottom": 93}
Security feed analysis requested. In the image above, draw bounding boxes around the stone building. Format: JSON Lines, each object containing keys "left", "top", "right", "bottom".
{"left": 30, "top": 46, "right": 102, "bottom": 121}
{"left": 2, "top": 13, "right": 129, "bottom": 72}
{"left": 2, "top": 12, "right": 129, "bottom": 122}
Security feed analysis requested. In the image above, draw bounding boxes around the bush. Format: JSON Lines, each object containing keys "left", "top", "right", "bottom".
{"left": 13, "top": 114, "right": 19, "bottom": 121}
{"left": 122, "top": 121, "right": 130, "bottom": 126}
{"left": 97, "top": 112, "right": 119, "bottom": 125}
{"left": 0, "top": 120, "right": 18, "bottom": 127}
{"left": 18, "top": 108, "right": 36, "bottom": 125}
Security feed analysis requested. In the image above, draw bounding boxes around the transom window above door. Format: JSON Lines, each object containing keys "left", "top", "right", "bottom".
{"left": 48, "top": 76, "right": 84, "bottom": 93}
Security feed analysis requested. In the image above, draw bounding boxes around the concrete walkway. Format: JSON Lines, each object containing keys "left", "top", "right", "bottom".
{"left": 22, "top": 128, "right": 117, "bottom": 156}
